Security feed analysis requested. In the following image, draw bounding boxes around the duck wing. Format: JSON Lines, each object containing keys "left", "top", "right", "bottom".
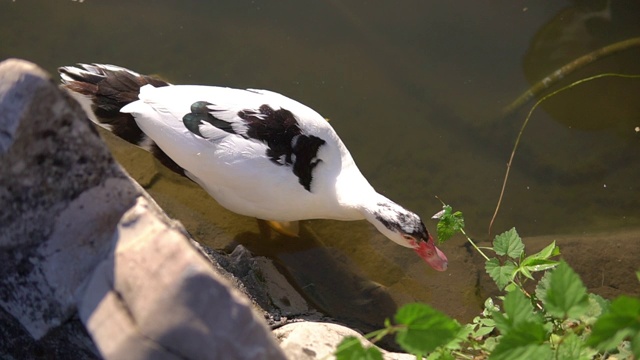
{"left": 122, "top": 85, "right": 331, "bottom": 192}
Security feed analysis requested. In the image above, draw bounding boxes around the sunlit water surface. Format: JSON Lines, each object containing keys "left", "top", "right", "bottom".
{"left": 3, "top": 0, "right": 639, "bottom": 325}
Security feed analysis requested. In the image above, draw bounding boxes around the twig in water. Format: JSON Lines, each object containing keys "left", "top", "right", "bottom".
{"left": 489, "top": 73, "right": 640, "bottom": 236}
{"left": 501, "top": 37, "right": 640, "bottom": 117}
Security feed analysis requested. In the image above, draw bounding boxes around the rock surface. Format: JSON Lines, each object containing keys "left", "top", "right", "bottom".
{"left": 274, "top": 322, "right": 414, "bottom": 360}
{"left": 80, "top": 197, "right": 285, "bottom": 360}
{"left": 0, "top": 58, "right": 286, "bottom": 359}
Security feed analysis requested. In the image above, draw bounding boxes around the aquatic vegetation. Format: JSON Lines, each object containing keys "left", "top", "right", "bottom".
{"left": 335, "top": 205, "right": 640, "bottom": 359}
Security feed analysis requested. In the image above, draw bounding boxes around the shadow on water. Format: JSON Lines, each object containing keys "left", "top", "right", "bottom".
{"left": 229, "top": 225, "right": 398, "bottom": 335}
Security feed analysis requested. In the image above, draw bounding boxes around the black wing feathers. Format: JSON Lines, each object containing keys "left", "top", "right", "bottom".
{"left": 183, "top": 102, "right": 325, "bottom": 191}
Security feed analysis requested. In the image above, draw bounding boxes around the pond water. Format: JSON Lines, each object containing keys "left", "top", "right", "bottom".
{"left": 2, "top": 0, "right": 639, "bottom": 327}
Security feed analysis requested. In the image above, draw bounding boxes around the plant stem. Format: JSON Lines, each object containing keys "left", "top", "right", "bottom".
{"left": 488, "top": 73, "right": 640, "bottom": 235}
{"left": 451, "top": 350, "right": 474, "bottom": 359}
{"left": 364, "top": 324, "right": 405, "bottom": 344}
{"left": 459, "top": 228, "right": 490, "bottom": 261}
{"left": 516, "top": 283, "right": 544, "bottom": 311}
{"left": 501, "top": 37, "right": 640, "bottom": 116}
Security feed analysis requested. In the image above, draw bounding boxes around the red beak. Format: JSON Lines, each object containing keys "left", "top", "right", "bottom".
{"left": 412, "top": 237, "right": 448, "bottom": 271}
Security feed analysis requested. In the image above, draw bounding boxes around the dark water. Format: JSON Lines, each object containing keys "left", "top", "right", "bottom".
{"left": 3, "top": 0, "right": 639, "bottom": 324}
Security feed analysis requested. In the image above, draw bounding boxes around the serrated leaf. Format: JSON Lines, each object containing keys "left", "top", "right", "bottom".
{"left": 335, "top": 336, "right": 383, "bottom": 360}
{"left": 493, "top": 228, "right": 524, "bottom": 259}
{"left": 490, "top": 321, "right": 550, "bottom": 360}
{"left": 394, "top": 303, "right": 461, "bottom": 355}
{"left": 544, "top": 261, "right": 589, "bottom": 319}
{"left": 493, "top": 290, "right": 540, "bottom": 334}
{"left": 587, "top": 295, "right": 640, "bottom": 357}
{"left": 486, "top": 258, "right": 517, "bottom": 290}
{"left": 491, "top": 311, "right": 509, "bottom": 335}
{"left": 503, "top": 290, "right": 538, "bottom": 326}
{"left": 580, "top": 294, "right": 609, "bottom": 325}
{"left": 555, "top": 332, "right": 596, "bottom": 360}
{"left": 441, "top": 324, "right": 473, "bottom": 351}
{"left": 535, "top": 271, "right": 552, "bottom": 304}
{"left": 435, "top": 205, "right": 465, "bottom": 243}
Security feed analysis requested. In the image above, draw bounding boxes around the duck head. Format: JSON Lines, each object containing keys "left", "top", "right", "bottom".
{"left": 364, "top": 200, "right": 448, "bottom": 271}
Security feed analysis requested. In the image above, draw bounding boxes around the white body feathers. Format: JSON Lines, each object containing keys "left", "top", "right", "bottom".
{"left": 122, "top": 84, "right": 376, "bottom": 222}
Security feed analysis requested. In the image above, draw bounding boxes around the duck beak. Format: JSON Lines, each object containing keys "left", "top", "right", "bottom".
{"left": 413, "top": 236, "right": 448, "bottom": 271}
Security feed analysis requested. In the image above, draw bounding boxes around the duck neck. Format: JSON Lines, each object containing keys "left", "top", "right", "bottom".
{"left": 340, "top": 186, "right": 409, "bottom": 246}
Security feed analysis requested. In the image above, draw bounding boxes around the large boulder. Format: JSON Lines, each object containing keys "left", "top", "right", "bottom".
{"left": 0, "top": 58, "right": 285, "bottom": 359}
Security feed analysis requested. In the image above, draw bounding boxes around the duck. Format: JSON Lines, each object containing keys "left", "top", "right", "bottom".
{"left": 59, "top": 63, "right": 448, "bottom": 271}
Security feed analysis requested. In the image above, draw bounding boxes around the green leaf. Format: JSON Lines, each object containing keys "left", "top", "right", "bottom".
{"left": 504, "top": 282, "right": 518, "bottom": 292}
{"left": 491, "top": 343, "right": 551, "bottom": 360}
{"left": 488, "top": 272, "right": 555, "bottom": 360}
{"left": 486, "top": 258, "right": 517, "bottom": 290}
{"left": 580, "top": 293, "right": 609, "bottom": 326}
{"left": 632, "top": 332, "right": 640, "bottom": 359}
{"left": 335, "top": 336, "right": 383, "bottom": 360}
{"left": 482, "top": 297, "right": 500, "bottom": 316}
{"left": 426, "top": 349, "right": 455, "bottom": 360}
{"left": 394, "top": 303, "right": 461, "bottom": 355}
{"left": 441, "top": 324, "right": 473, "bottom": 351}
{"left": 493, "top": 228, "right": 524, "bottom": 259}
{"left": 483, "top": 336, "right": 499, "bottom": 352}
{"left": 492, "top": 290, "right": 540, "bottom": 334}
{"left": 587, "top": 295, "right": 640, "bottom": 357}
{"left": 544, "top": 261, "right": 589, "bottom": 319}
{"left": 534, "top": 270, "right": 552, "bottom": 304}
{"left": 473, "top": 325, "right": 495, "bottom": 338}
{"left": 520, "top": 258, "right": 559, "bottom": 273}
{"left": 435, "top": 205, "right": 465, "bottom": 243}
{"left": 476, "top": 318, "right": 495, "bottom": 327}
{"left": 518, "top": 265, "right": 534, "bottom": 280}
{"left": 554, "top": 332, "right": 596, "bottom": 360}
{"left": 527, "top": 240, "right": 560, "bottom": 260}
{"left": 489, "top": 321, "right": 550, "bottom": 360}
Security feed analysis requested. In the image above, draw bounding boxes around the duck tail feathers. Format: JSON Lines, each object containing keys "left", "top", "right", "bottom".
{"left": 58, "top": 63, "right": 170, "bottom": 146}
{"left": 59, "top": 64, "right": 186, "bottom": 176}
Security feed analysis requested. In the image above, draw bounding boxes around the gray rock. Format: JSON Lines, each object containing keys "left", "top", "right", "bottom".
{"left": 80, "top": 197, "right": 286, "bottom": 360}
{"left": 201, "top": 243, "right": 322, "bottom": 326}
{"left": 274, "top": 322, "right": 414, "bottom": 360}
{"left": 0, "top": 58, "right": 135, "bottom": 342}
{"left": 0, "top": 58, "right": 286, "bottom": 359}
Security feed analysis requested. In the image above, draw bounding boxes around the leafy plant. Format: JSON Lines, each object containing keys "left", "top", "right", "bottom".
{"left": 335, "top": 205, "right": 640, "bottom": 360}
{"left": 335, "top": 303, "right": 461, "bottom": 359}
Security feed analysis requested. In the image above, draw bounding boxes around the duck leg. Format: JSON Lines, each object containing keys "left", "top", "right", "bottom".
{"left": 257, "top": 219, "right": 300, "bottom": 238}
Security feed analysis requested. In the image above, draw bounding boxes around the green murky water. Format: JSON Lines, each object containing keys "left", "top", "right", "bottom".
{"left": 3, "top": 0, "right": 639, "bottom": 325}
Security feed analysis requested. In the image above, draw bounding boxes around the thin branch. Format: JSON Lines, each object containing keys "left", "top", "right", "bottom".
{"left": 502, "top": 37, "right": 640, "bottom": 117}
{"left": 488, "top": 73, "right": 640, "bottom": 236}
